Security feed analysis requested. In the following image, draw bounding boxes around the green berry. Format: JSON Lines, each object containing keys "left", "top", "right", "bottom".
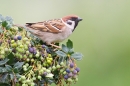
{"left": 40, "top": 56, "right": 44, "bottom": 60}
{"left": 22, "top": 80, "right": 26, "bottom": 84}
{"left": 22, "top": 83, "right": 27, "bottom": 86}
{"left": 63, "top": 71, "right": 67, "bottom": 75}
{"left": 26, "top": 58, "right": 30, "bottom": 62}
{"left": 21, "top": 76, "right": 26, "bottom": 80}
{"left": 19, "top": 55, "right": 23, "bottom": 58}
{"left": 11, "top": 40, "right": 15, "bottom": 43}
{"left": 23, "top": 68, "right": 27, "bottom": 71}
{"left": 60, "top": 62, "right": 64, "bottom": 66}
{"left": 26, "top": 51, "right": 29, "bottom": 55}
{"left": 21, "top": 49, "right": 25, "bottom": 53}
{"left": 20, "top": 44, "right": 24, "bottom": 48}
{"left": 11, "top": 43, "right": 17, "bottom": 48}
{"left": 18, "top": 48, "right": 22, "bottom": 53}
{"left": 60, "top": 69, "right": 64, "bottom": 73}
{"left": 48, "top": 54, "right": 52, "bottom": 57}
{"left": 4, "top": 48, "right": 9, "bottom": 52}
{"left": 37, "top": 75, "right": 42, "bottom": 80}
{"left": 67, "top": 78, "right": 72, "bottom": 82}
{"left": 17, "top": 41, "right": 22, "bottom": 46}
{"left": 31, "top": 59, "right": 34, "bottom": 62}
{"left": 23, "top": 55, "right": 27, "bottom": 58}
{"left": 13, "top": 27, "right": 18, "bottom": 31}
{"left": 42, "top": 67, "right": 46, "bottom": 71}
{"left": 9, "top": 49, "right": 12, "bottom": 52}
{"left": 56, "top": 64, "right": 60, "bottom": 69}
{"left": 32, "top": 77, "right": 36, "bottom": 80}
{"left": 15, "top": 53, "right": 19, "bottom": 57}
{"left": 26, "top": 41, "right": 30, "bottom": 45}
{"left": 0, "top": 51, "right": 5, "bottom": 55}
{"left": 46, "top": 69, "right": 51, "bottom": 73}
{"left": 23, "top": 37, "right": 28, "bottom": 41}
{"left": 23, "top": 65, "right": 26, "bottom": 68}
{"left": 24, "top": 45, "right": 28, "bottom": 50}
{"left": 18, "top": 78, "right": 21, "bottom": 81}
{"left": 30, "top": 82, "right": 35, "bottom": 86}
{"left": 47, "top": 60, "right": 51, "bottom": 64}
{"left": 26, "top": 79, "right": 31, "bottom": 83}
{"left": 35, "top": 53, "right": 40, "bottom": 58}
{"left": 48, "top": 57, "right": 53, "bottom": 61}
{"left": 52, "top": 66, "right": 56, "bottom": 70}
{"left": 29, "top": 54, "right": 33, "bottom": 58}
{"left": 43, "top": 63, "right": 47, "bottom": 66}
{"left": 39, "top": 69, "right": 44, "bottom": 74}
{"left": 75, "top": 78, "right": 78, "bottom": 82}
{"left": 25, "top": 63, "right": 29, "bottom": 67}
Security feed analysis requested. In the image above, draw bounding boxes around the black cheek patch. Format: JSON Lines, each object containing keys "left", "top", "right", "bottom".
{"left": 67, "top": 22, "right": 72, "bottom": 25}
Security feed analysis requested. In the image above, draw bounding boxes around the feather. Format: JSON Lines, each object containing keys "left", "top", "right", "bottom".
{"left": 26, "top": 19, "right": 65, "bottom": 33}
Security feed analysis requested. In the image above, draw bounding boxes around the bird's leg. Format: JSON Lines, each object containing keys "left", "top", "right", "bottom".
{"left": 50, "top": 43, "right": 61, "bottom": 49}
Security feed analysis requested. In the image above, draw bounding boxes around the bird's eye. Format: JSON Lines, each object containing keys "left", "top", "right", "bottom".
{"left": 67, "top": 22, "right": 72, "bottom": 25}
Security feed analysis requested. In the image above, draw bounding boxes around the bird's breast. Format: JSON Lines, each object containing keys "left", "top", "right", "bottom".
{"left": 38, "top": 27, "right": 72, "bottom": 43}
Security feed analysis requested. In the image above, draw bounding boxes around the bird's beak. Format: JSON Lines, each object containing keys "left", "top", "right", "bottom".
{"left": 78, "top": 17, "right": 83, "bottom": 21}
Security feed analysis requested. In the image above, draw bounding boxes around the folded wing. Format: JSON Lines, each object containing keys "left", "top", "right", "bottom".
{"left": 26, "top": 19, "right": 65, "bottom": 33}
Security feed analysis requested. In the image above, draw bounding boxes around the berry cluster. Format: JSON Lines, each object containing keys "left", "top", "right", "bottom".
{"left": 63, "top": 63, "right": 80, "bottom": 83}
{"left": 0, "top": 15, "right": 82, "bottom": 86}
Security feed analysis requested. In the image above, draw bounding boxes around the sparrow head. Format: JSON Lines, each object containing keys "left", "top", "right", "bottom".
{"left": 62, "top": 15, "right": 82, "bottom": 32}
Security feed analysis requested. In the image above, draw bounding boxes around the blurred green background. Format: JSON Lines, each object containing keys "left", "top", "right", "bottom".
{"left": 1, "top": 0, "right": 130, "bottom": 86}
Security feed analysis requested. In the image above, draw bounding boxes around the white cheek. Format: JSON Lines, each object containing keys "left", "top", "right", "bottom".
{"left": 61, "top": 19, "right": 75, "bottom": 30}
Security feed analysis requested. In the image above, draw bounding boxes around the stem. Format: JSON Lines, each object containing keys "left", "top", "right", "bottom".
{"left": 12, "top": 71, "right": 17, "bottom": 86}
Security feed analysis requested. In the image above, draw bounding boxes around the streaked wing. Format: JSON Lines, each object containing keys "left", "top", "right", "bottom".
{"left": 26, "top": 19, "right": 65, "bottom": 33}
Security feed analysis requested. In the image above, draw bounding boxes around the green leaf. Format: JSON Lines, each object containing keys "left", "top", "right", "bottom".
{"left": 56, "top": 50, "right": 67, "bottom": 57}
{"left": 0, "top": 83, "right": 10, "bottom": 86}
{"left": 66, "top": 39, "right": 73, "bottom": 49}
{"left": 5, "top": 16, "right": 13, "bottom": 22}
{"left": 13, "top": 61, "right": 24, "bottom": 69}
{"left": 62, "top": 44, "right": 69, "bottom": 53}
{"left": 48, "top": 79, "right": 54, "bottom": 85}
{"left": 0, "top": 67, "right": 8, "bottom": 73}
{"left": 7, "top": 53, "right": 15, "bottom": 65}
{"left": 13, "top": 68, "right": 19, "bottom": 73}
{"left": 18, "top": 27, "right": 23, "bottom": 31}
{"left": 66, "top": 58, "right": 69, "bottom": 65}
{"left": 5, "top": 65, "right": 12, "bottom": 72}
{"left": 5, "top": 25, "right": 11, "bottom": 30}
{"left": 71, "top": 52, "right": 83, "bottom": 60}
{"left": 15, "top": 73, "right": 21, "bottom": 78}
{"left": 58, "top": 56, "right": 65, "bottom": 64}
{"left": 2, "top": 21, "right": 8, "bottom": 27}
{"left": 0, "top": 58, "right": 9, "bottom": 66}
{"left": 9, "top": 73, "right": 14, "bottom": 80}
{"left": 0, "top": 73, "right": 9, "bottom": 83}
{"left": 68, "top": 48, "right": 74, "bottom": 55}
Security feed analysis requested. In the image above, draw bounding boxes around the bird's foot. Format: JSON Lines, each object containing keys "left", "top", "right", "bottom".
{"left": 50, "top": 44, "right": 61, "bottom": 51}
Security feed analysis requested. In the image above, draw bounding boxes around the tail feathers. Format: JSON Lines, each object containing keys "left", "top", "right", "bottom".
{"left": 14, "top": 24, "right": 33, "bottom": 32}
{"left": 13, "top": 24, "right": 24, "bottom": 28}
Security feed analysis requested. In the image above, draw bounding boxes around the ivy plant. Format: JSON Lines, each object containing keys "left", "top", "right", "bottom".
{"left": 0, "top": 14, "right": 83, "bottom": 86}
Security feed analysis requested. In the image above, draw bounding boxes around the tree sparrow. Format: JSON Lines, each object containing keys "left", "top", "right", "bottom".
{"left": 25, "top": 15, "right": 82, "bottom": 47}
